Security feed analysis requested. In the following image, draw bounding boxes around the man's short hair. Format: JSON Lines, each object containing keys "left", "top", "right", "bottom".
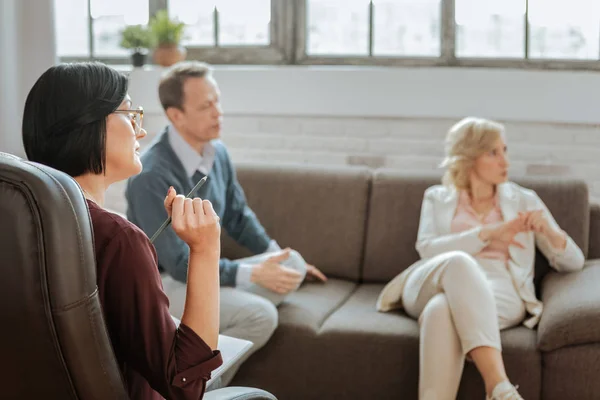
{"left": 158, "top": 61, "right": 213, "bottom": 112}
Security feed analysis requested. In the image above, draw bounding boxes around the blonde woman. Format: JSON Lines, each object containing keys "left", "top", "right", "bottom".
{"left": 377, "top": 117, "right": 585, "bottom": 400}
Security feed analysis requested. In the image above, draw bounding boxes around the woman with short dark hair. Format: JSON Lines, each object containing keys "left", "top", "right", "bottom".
{"left": 22, "top": 62, "right": 223, "bottom": 400}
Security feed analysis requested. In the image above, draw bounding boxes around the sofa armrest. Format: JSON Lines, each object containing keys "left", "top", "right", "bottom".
{"left": 537, "top": 259, "right": 600, "bottom": 352}
{"left": 205, "top": 387, "right": 277, "bottom": 400}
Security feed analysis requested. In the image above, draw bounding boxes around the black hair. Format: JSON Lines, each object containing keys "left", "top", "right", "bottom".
{"left": 22, "top": 62, "right": 128, "bottom": 176}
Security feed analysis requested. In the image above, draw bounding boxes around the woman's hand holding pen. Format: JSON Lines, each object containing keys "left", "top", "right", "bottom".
{"left": 164, "top": 186, "right": 221, "bottom": 257}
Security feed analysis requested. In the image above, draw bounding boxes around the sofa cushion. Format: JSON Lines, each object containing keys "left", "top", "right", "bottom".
{"left": 542, "top": 344, "right": 600, "bottom": 400}
{"left": 231, "top": 278, "right": 357, "bottom": 399}
{"left": 538, "top": 260, "right": 600, "bottom": 352}
{"left": 362, "top": 170, "right": 441, "bottom": 282}
{"left": 363, "top": 171, "right": 590, "bottom": 284}
{"left": 278, "top": 278, "right": 357, "bottom": 333}
{"left": 320, "top": 284, "right": 541, "bottom": 400}
{"left": 221, "top": 163, "right": 371, "bottom": 281}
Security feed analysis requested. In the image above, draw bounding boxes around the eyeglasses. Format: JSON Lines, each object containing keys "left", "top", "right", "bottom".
{"left": 113, "top": 106, "right": 144, "bottom": 135}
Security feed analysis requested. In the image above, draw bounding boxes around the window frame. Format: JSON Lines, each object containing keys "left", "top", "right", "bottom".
{"left": 58, "top": 0, "right": 600, "bottom": 71}
{"left": 60, "top": 0, "right": 294, "bottom": 65}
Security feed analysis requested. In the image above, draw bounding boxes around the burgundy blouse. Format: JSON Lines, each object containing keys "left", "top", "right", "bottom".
{"left": 88, "top": 200, "right": 222, "bottom": 399}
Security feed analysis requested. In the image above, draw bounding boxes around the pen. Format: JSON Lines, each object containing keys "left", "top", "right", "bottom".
{"left": 149, "top": 176, "right": 208, "bottom": 243}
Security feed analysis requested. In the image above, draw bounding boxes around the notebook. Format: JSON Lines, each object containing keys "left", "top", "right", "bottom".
{"left": 207, "top": 334, "right": 254, "bottom": 388}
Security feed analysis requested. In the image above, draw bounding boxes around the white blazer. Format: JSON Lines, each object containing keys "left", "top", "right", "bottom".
{"left": 376, "top": 181, "right": 585, "bottom": 328}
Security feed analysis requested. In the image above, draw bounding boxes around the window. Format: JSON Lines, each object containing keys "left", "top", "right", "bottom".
{"left": 55, "top": 0, "right": 285, "bottom": 64}
{"left": 91, "top": 0, "right": 149, "bottom": 57}
{"left": 372, "top": 0, "right": 441, "bottom": 57}
{"left": 54, "top": 0, "right": 90, "bottom": 58}
{"left": 528, "top": 0, "right": 600, "bottom": 60}
{"left": 54, "top": 0, "right": 149, "bottom": 59}
{"left": 455, "top": 0, "right": 600, "bottom": 60}
{"left": 306, "top": 0, "right": 440, "bottom": 57}
{"left": 169, "top": 0, "right": 271, "bottom": 47}
{"left": 54, "top": 0, "right": 600, "bottom": 70}
{"left": 455, "top": 0, "right": 525, "bottom": 58}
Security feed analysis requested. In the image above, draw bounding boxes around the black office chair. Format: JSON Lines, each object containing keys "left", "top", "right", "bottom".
{"left": 0, "top": 152, "right": 275, "bottom": 400}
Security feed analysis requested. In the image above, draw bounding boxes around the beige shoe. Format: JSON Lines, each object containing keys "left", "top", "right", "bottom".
{"left": 486, "top": 381, "right": 524, "bottom": 400}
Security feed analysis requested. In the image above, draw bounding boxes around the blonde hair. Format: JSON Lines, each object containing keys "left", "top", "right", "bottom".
{"left": 440, "top": 117, "right": 505, "bottom": 190}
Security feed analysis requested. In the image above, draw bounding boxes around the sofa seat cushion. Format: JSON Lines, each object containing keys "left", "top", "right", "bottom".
{"left": 319, "top": 284, "right": 542, "bottom": 400}
{"left": 541, "top": 344, "right": 600, "bottom": 400}
{"left": 231, "top": 278, "right": 356, "bottom": 398}
{"left": 278, "top": 278, "right": 357, "bottom": 333}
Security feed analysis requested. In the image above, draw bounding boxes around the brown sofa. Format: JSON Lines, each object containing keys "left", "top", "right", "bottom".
{"left": 223, "top": 163, "right": 600, "bottom": 400}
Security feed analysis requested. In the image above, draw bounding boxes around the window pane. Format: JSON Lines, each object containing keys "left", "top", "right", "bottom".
{"left": 373, "top": 0, "right": 441, "bottom": 56}
{"left": 169, "top": 0, "right": 270, "bottom": 47}
{"left": 91, "top": 0, "right": 149, "bottom": 57}
{"left": 456, "top": 0, "right": 526, "bottom": 58}
{"left": 529, "top": 0, "right": 600, "bottom": 60}
{"left": 217, "top": 0, "right": 271, "bottom": 46}
{"left": 307, "top": 0, "right": 370, "bottom": 56}
{"left": 54, "top": 0, "right": 90, "bottom": 57}
{"left": 169, "top": 0, "right": 214, "bottom": 46}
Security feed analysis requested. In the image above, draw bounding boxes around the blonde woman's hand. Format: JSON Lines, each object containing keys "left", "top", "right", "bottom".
{"left": 520, "top": 210, "right": 567, "bottom": 250}
{"left": 481, "top": 214, "right": 529, "bottom": 249}
{"left": 520, "top": 210, "right": 550, "bottom": 235}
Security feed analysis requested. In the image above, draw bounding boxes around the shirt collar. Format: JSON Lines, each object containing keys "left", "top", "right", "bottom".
{"left": 167, "top": 125, "right": 215, "bottom": 178}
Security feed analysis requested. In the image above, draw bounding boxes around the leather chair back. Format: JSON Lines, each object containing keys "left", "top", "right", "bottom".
{"left": 0, "top": 152, "right": 128, "bottom": 399}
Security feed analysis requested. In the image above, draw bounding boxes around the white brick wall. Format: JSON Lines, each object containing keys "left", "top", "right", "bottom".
{"left": 119, "top": 66, "right": 600, "bottom": 209}
{"left": 136, "top": 113, "right": 600, "bottom": 206}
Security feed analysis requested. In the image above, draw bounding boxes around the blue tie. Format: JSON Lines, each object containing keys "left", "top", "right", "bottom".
{"left": 191, "top": 170, "right": 206, "bottom": 197}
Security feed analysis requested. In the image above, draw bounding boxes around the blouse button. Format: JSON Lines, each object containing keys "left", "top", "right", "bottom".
{"left": 182, "top": 377, "right": 187, "bottom": 382}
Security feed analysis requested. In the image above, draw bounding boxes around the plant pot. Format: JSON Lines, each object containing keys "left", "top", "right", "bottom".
{"left": 153, "top": 44, "right": 187, "bottom": 67}
{"left": 131, "top": 51, "right": 147, "bottom": 68}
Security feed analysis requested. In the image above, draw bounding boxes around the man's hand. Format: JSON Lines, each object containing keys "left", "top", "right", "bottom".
{"left": 305, "top": 264, "right": 327, "bottom": 282}
{"left": 251, "top": 249, "right": 303, "bottom": 294}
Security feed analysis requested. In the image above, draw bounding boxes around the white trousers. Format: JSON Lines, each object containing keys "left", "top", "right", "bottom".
{"left": 401, "top": 251, "right": 526, "bottom": 400}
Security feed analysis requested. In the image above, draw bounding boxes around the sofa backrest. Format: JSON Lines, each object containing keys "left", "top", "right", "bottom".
{"left": 362, "top": 170, "right": 590, "bottom": 287}
{"left": 362, "top": 170, "right": 440, "bottom": 282}
{"left": 221, "top": 163, "right": 371, "bottom": 281}
{"left": 226, "top": 164, "right": 592, "bottom": 287}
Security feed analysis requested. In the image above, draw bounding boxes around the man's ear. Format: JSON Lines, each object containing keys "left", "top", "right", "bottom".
{"left": 165, "top": 107, "right": 182, "bottom": 125}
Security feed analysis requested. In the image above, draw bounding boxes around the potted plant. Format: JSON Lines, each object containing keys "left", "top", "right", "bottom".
{"left": 149, "top": 10, "right": 187, "bottom": 67}
{"left": 120, "top": 25, "right": 154, "bottom": 67}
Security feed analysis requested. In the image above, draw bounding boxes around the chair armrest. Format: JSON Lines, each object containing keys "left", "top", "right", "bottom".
{"left": 537, "top": 259, "right": 600, "bottom": 352}
{"left": 204, "top": 387, "right": 277, "bottom": 400}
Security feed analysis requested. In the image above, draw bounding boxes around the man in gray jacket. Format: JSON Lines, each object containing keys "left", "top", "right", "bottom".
{"left": 126, "top": 61, "right": 326, "bottom": 386}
